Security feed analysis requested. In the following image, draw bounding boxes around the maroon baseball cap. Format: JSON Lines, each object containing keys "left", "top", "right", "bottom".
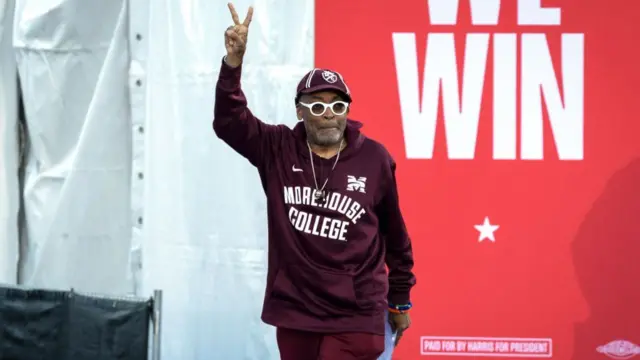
{"left": 295, "top": 68, "right": 352, "bottom": 103}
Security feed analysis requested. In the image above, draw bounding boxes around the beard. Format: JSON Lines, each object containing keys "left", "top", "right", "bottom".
{"left": 307, "top": 125, "right": 344, "bottom": 147}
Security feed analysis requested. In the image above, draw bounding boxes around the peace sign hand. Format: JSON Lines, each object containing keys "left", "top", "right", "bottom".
{"left": 224, "top": 3, "right": 254, "bottom": 67}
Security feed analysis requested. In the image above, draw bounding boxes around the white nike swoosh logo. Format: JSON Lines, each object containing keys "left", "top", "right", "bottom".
{"left": 292, "top": 165, "right": 303, "bottom": 172}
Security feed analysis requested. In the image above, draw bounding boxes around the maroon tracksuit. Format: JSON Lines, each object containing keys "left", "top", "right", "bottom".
{"left": 213, "top": 58, "right": 416, "bottom": 359}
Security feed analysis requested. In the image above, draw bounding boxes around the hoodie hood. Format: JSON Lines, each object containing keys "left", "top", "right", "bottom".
{"left": 293, "top": 119, "right": 365, "bottom": 161}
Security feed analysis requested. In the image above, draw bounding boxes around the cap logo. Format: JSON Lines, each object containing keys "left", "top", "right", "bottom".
{"left": 321, "top": 70, "right": 338, "bottom": 83}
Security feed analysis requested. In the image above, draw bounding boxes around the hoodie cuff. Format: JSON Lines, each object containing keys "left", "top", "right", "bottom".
{"left": 388, "top": 291, "right": 411, "bottom": 306}
{"left": 218, "top": 56, "right": 242, "bottom": 89}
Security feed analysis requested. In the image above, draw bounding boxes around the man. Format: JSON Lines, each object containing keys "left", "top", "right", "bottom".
{"left": 214, "top": 3, "right": 416, "bottom": 359}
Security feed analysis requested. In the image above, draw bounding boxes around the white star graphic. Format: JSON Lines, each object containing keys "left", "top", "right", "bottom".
{"left": 475, "top": 216, "right": 499, "bottom": 242}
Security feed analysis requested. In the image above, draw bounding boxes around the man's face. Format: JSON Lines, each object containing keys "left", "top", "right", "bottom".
{"left": 297, "top": 91, "right": 349, "bottom": 147}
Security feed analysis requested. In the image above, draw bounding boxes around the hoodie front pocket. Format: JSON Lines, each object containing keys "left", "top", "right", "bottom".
{"left": 271, "top": 265, "right": 358, "bottom": 317}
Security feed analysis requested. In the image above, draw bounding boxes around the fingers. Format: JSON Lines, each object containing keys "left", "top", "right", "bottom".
{"left": 243, "top": 6, "right": 254, "bottom": 26}
{"left": 228, "top": 3, "right": 240, "bottom": 25}
{"left": 387, "top": 315, "right": 397, "bottom": 331}
{"left": 228, "top": 3, "right": 253, "bottom": 27}
{"left": 226, "top": 29, "right": 244, "bottom": 44}
{"left": 225, "top": 29, "right": 245, "bottom": 53}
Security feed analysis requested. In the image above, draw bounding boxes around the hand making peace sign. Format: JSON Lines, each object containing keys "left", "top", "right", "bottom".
{"left": 224, "top": 3, "right": 254, "bottom": 67}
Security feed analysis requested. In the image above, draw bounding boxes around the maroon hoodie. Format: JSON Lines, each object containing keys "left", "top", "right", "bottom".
{"left": 213, "top": 58, "right": 416, "bottom": 335}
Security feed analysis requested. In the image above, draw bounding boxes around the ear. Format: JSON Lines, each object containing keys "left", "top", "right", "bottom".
{"left": 296, "top": 106, "right": 303, "bottom": 121}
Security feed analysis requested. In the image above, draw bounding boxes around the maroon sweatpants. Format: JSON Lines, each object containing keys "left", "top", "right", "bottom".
{"left": 276, "top": 327, "right": 385, "bottom": 360}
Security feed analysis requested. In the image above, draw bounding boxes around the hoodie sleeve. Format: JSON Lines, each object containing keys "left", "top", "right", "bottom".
{"left": 377, "top": 158, "right": 416, "bottom": 305}
{"left": 213, "top": 56, "right": 282, "bottom": 167}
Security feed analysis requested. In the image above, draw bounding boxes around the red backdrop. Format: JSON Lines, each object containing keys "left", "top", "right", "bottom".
{"left": 316, "top": 1, "right": 640, "bottom": 359}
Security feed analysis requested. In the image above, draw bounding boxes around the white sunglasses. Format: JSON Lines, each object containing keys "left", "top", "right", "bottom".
{"left": 298, "top": 101, "right": 349, "bottom": 116}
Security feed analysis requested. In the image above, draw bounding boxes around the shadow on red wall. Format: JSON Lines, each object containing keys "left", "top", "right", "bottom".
{"left": 572, "top": 158, "right": 640, "bottom": 360}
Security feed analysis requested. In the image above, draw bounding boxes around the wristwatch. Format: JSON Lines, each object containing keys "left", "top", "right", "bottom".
{"left": 388, "top": 302, "right": 412, "bottom": 314}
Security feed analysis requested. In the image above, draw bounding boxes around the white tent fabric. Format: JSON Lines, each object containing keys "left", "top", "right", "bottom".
{"left": 0, "top": 0, "right": 20, "bottom": 284}
{"left": 139, "top": 1, "right": 313, "bottom": 358}
{"left": 13, "top": 0, "right": 133, "bottom": 294}
{"left": 6, "top": 0, "right": 315, "bottom": 358}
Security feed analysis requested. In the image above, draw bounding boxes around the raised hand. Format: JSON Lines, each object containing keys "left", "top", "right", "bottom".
{"left": 224, "top": 2, "right": 254, "bottom": 67}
